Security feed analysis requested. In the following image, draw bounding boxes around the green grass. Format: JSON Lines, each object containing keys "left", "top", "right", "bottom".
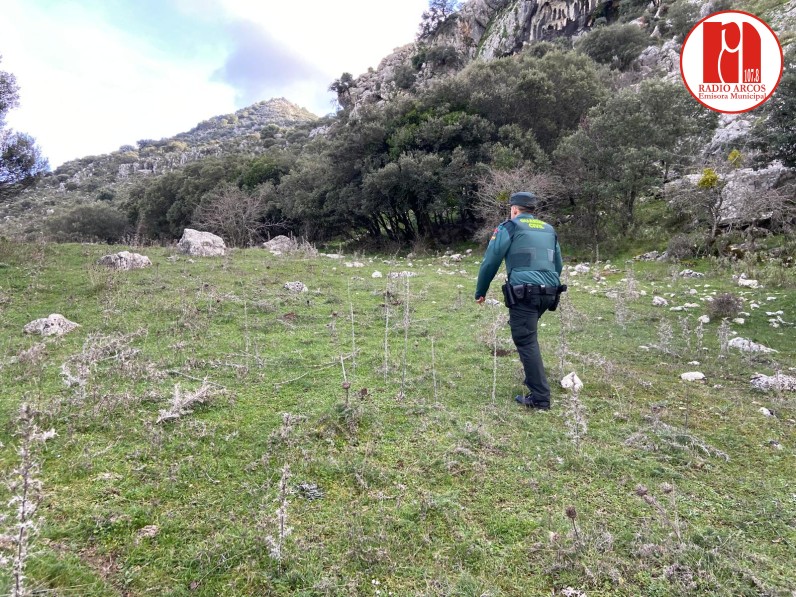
{"left": 1, "top": 241, "right": 795, "bottom": 596}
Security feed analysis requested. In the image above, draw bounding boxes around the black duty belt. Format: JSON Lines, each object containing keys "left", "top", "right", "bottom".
{"left": 512, "top": 284, "right": 559, "bottom": 297}
{"left": 501, "top": 283, "right": 568, "bottom": 309}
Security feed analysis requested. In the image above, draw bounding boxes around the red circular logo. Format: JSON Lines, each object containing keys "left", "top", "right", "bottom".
{"left": 680, "top": 10, "right": 784, "bottom": 113}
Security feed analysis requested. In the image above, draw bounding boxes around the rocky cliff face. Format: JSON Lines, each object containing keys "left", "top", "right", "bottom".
{"left": 340, "top": 0, "right": 598, "bottom": 112}
{"left": 462, "top": 0, "right": 597, "bottom": 59}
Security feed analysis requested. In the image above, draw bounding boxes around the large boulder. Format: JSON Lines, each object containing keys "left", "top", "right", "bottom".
{"left": 177, "top": 229, "right": 226, "bottom": 257}
{"left": 97, "top": 251, "right": 152, "bottom": 270}
{"left": 263, "top": 235, "right": 297, "bottom": 253}
{"left": 24, "top": 314, "right": 80, "bottom": 336}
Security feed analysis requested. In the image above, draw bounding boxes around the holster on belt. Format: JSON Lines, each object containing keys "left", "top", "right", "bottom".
{"left": 549, "top": 284, "right": 568, "bottom": 312}
{"left": 501, "top": 282, "right": 517, "bottom": 308}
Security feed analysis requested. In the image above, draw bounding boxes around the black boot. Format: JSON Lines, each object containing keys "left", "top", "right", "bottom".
{"left": 515, "top": 393, "right": 550, "bottom": 410}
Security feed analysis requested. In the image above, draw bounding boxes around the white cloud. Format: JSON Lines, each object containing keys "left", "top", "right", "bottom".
{"left": 1, "top": 0, "right": 429, "bottom": 167}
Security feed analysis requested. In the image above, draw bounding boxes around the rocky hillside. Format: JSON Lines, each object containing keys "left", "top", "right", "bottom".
{"left": 0, "top": 98, "right": 318, "bottom": 230}
{"left": 46, "top": 98, "right": 317, "bottom": 191}
{"left": 338, "top": 0, "right": 599, "bottom": 111}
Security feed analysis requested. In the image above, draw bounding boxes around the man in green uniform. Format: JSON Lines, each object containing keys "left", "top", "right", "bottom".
{"left": 475, "top": 191, "right": 563, "bottom": 410}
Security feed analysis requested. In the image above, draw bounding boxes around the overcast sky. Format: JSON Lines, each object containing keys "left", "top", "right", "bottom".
{"left": 0, "top": 0, "right": 429, "bottom": 167}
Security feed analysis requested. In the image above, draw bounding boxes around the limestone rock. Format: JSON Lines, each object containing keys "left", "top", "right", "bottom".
{"left": 388, "top": 271, "right": 418, "bottom": 279}
{"left": 706, "top": 113, "right": 753, "bottom": 154}
{"left": 561, "top": 372, "right": 583, "bottom": 392}
{"left": 24, "top": 314, "right": 80, "bottom": 337}
{"left": 698, "top": 315, "right": 711, "bottom": 324}
{"left": 737, "top": 275, "right": 759, "bottom": 289}
{"left": 372, "top": 271, "right": 383, "bottom": 278}
{"left": 635, "top": 250, "right": 668, "bottom": 261}
{"left": 262, "top": 235, "right": 297, "bottom": 252}
{"left": 680, "top": 372, "right": 706, "bottom": 382}
{"left": 97, "top": 251, "right": 152, "bottom": 270}
{"left": 284, "top": 281, "right": 308, "bottom": 293}
{"left": 729, "top": 337, "right": 777, "bottom": 354}
{"left": 636, "top": 39, "right": 680, "bottom": 78}
{"left": 177, "top": 229, "right": 226, "bottom": 257}
{"left": 679, "top": 269, "right": 704, "bottom": 278}
{"left": 652, "top": 296, "right": 669, "bottom": 307}
{"left": 751, "top": 373, "right": 796, "bottom": 392}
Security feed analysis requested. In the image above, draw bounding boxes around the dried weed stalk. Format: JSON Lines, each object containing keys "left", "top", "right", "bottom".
{"left": 263, "top": 463, "right": 293, "bottom": 565}
{"left": 1, "top": 404, "right": 56, "bottom": 597}
{"left": 156, "top": 380, "right": 214, "bottom": 423}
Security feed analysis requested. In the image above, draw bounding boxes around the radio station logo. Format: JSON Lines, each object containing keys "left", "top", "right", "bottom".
{"left": 680, "top": 11, "right": 783, "bottom": 113}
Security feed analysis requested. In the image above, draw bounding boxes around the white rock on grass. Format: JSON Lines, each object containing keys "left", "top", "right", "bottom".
{"left": 573, "top": 264, "right": 590, "bottom": 274}
{"left": 284, "top": 281, "right": 308, "bottom": 293}
{"left": 388, "top": 271, "right": 418, "bottom": 279}
{"left": 177, "top": 229, "right": 226, "bottom": 257}
{"left": 449, "top": 254, "right": 463, "bottom": 262}
{"left": 733, "top": 318, "right": 746, "bottom": 325}
{"left": 97, "top": 251, "right": 152, "bottom": 270}
{"left": 262, "top": 235, "right": 296, "bottom": 252}
{"left": 681, "top": 372, "right": 706, "bottom": 382}
{"left": 485, "top": 298, "right": 501, "bottom": 306}
{"left": 729, "top": 337, "right": 777, "bottom": 354}
{"left": 737, "top": 274, "right": 759, "bottom": 289}
{"left": 652, "top": 296, "right": 669, "bottom": 307}
{"left": 561, "top": 372, "right": 584, "bottom": 392}
{"left": 371, "top": 271, "right": 383, "bottom": 279}
{"left": 698, "top": 315, "right": 711, "bottom": 324}
{"left": 751, "top": 373, "right": 796, "bottom": 392}
{"left": 24, "top": 314, "right": 80, "bottom": 336}
{"left": 679, "top": 269, "right": 704, "bottom": 278}
{"left": 759, "top": 407, "right": 774, "bottom": 417}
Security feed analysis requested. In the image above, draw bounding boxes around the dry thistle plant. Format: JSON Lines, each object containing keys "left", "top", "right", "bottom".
{"left": 347, "top": 280, "right": 357, "bottom": 377}
{"left": 695, "top": 318, "right": 705, "bottom": 354}
{"left": 400, "top": 277, "right": 411, "bottom": 400}
{"left": 263, "top": 463, "right": 293, "bottom": 565}
{"left": 565, "top": 505, "right": 582, "bottom": 546}
{"left": 614, "top": 290, "right": 629, "bottom": 330}
{"left": 718, "top": 319, "right": 731, "bottom": 355}
{"left": 557, "top": 274, "right": 575, "bottom": 377}
{"left": 634, "top": 483, "right": 683, "bottom": 547}
{"left": 679, "top": 316, "right": 692, "bottom": 355}
{"left": 564, "top": 386, "right": 587, "bottom": 453}
{"left": 1, "top": 404, "right": 56, "bottom": 597}
{"left": 431, "top": 337, "right": 439, "bottom": 405}
{"left": 487, "top": 310, "right": 509, "bottom": 404}
{"left": 156, "top": 380, "right": 214, "bottom": 423}
{"left": 657, "top": 319, "right": 674, "bottom": 354}
{"left": 382, "top": 277, "right": 393, "bottom": 383}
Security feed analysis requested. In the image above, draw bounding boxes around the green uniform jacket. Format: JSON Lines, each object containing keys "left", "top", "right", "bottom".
{"left": 475, "top": 214, "right": 563, "bottom": 300}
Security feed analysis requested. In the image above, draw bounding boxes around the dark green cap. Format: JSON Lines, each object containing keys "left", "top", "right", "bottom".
{"left": 509, "top": 191, "right": 538, "bottom": 208}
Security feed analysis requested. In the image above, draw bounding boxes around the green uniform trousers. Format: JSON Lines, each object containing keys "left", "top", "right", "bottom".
{"left": 509, "top": 294, "right": 555, "bottom": 407}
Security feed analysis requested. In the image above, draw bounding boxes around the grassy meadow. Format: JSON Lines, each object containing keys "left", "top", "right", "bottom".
{"left": 0, "top": 239, "right": 795, "bottom": 596}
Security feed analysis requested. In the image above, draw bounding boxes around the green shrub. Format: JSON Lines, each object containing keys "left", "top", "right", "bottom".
{"left": 576, "top": 23, "right": 650, "bottom": 70}
{"left": 47, "top": 203, "right": 130, "bottom": 243}
{"left": 393, "top": 63, "right": 417, "bottom": 90}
